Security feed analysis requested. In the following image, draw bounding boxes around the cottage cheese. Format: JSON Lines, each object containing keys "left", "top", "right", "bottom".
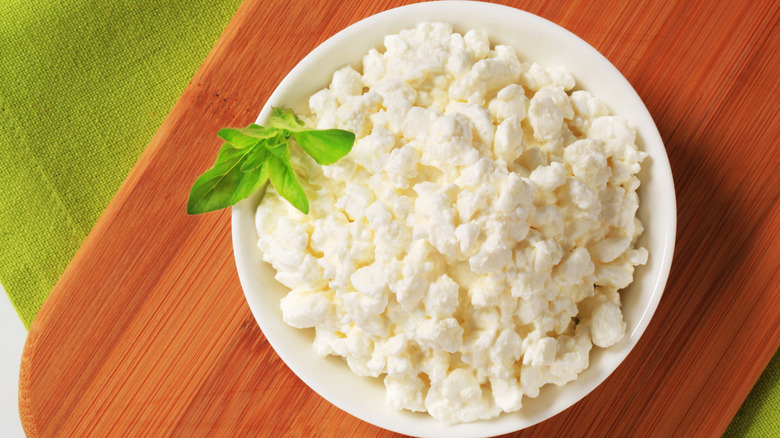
{"left": 256, "top": 22, "right": 648, "bottom": 424}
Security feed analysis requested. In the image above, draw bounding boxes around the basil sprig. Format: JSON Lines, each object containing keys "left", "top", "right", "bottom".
{"left": 187, "top": 108, "right": 355, "bottom": 215}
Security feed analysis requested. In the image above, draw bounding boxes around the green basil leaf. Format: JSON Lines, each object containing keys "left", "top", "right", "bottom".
{"left": 241, "top": 124, "right": 279, "bottom": 138}
{"left": 265, "top": 138, "right": 289, "bottom": 159}
{"left": 268, "top": 107, "right": 305, "bottom": 132}
{"left": 217, "top": 128, "right": 259, "bottom": 149}
{"left": 187, "top": 108, "right": 357, "bottom": 215}
{"left": 292, "top": 129, "right": 355, "bottom": 165}
{"left": 266, "top": 153, "right": 309, "bottom": 214}
{"left": 240, "top": 145, "right": 271, "bottom": 172}
{"left": 186, "top": 143, "right": 269, "bottom": 214}
{"left": 217, "top": 125, "right": 277, "bottom": 149}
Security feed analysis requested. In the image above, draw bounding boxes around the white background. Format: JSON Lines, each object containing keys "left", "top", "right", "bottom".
{"left": 0, "top": 284, "right": 29, "bottom": 437}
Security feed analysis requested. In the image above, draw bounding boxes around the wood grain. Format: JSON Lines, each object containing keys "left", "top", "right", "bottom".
{"left": 18, "top": 0, "right": 780, "bottom": 436}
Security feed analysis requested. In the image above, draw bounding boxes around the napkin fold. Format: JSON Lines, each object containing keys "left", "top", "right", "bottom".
{"left": 0, "top": 1, "right": 776, "bottom": 436}
{"left": 0, "top": 0, "right": 240, "bottom": 328}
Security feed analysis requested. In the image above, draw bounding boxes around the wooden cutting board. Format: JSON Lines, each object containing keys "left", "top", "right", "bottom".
{"left": 19, "top": 0, "right": 780, "bottom": 436}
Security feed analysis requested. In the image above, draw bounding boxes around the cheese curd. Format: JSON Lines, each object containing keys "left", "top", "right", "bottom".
{"left": 256, "top": 22, "right": 648, "bottom": 424}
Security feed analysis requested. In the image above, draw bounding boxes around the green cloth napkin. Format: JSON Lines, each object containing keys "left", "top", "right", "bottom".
{"left": 0, "top": 0, "right": 776, "bottom": 436}
{"left": 0, "top": 0, "right": 241, "bottom": 328}
{"left": 725, "top": 349, "right": 780, "bottom": 437}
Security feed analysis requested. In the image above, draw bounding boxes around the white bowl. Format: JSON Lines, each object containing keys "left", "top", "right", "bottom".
{"left": 232, "top": 2, "right": 676, "bottom": 437}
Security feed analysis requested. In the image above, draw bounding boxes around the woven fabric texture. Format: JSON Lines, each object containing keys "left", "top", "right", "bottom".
{"left": 0, "top": 0, "right": 241, "bottom": 328}
{"left": 724, "top": 349, "right": 780, "bottom": 437}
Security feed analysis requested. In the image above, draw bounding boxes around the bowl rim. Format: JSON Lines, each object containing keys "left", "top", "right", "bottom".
{"left": 232, "top": 2, "right": 676, "bottom": 437}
